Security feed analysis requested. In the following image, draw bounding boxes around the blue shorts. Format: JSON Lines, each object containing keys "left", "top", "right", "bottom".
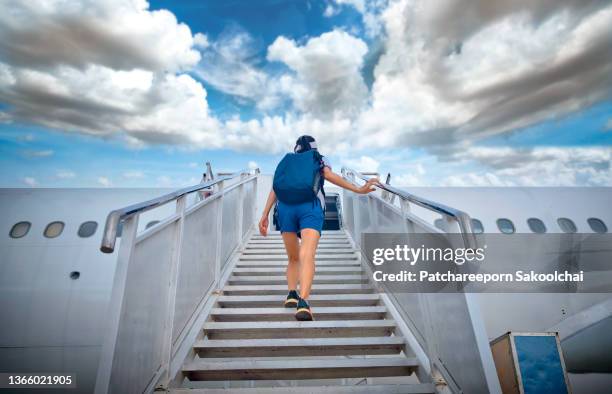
{"left": 277, "top": 199, "right": 324, "bottom": 235}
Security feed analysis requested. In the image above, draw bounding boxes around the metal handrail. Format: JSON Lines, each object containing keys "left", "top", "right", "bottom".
{"left": 100, "top": 169, "right": 253, "bottom": 253}
{"left": 341, "top": 167, "right": 477, "bottom": 248}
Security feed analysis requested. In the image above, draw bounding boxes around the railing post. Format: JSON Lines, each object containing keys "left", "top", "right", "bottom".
{"left": 341, "top": 169, "right": 358, "bottom": 240}
{"left": 94, "top": 215, "right": 139, "bottom": 394}
{"left": 214, "top": 180, "right": 225, "bottom": 288}
{"left": 156, "top": 195, "right": 186, "bottom": 390}
{"left": 399, "top": 197, "right": 415, "bottom": 233}
{"left": 387, "top": 173, "right": 397, "bottom": 205}
{"left": 237, "top": 173, "right": 245, "bottom": 244}
{"left": 418, "top": 293, "right": 440, "bottom": 376}
{"left": 346, "top": 172, "right": 363, "bottom": 246}
{"left": 352, "top": 193, "right": 362, "bottom": 248}
{"left": 367, "top": 196, "right": 379, "bottom": 232}
{"left": 253, "top": 169, "right": 260, "bottom": 232}
{"left": 381, "top": 173, "right": 391, "bottom": 202}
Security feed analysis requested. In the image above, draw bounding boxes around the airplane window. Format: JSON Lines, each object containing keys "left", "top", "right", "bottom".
{"left": 10, "top": 221, "right": 31, "bottom": 238}
{"left": 471, "top": 219, "right": 484, "bottom": 234}
{"left": 496, "top": 218, "right": 515, "bottom": 234}
{"left": 44, "top": 221, "right": 65, "bottom": 238}
{"left": 146, "top": 220, "right": 160, "bottom": 229}
{"left": 78, "top": 221, "right": 98, "bottom": 238}
{"left": 587, "top": 218, "right": 607, "bottom": 233}
{"left": 557, "top": 218, "right": 577, "bottom": 234}
{"left": 434, "top": 218, "right": 444, "bottom": 230}
{"left": 527, "top": 218, "right": 547, "bottom": 234}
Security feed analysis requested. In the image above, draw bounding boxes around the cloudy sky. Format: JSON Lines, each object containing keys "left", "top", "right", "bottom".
{"left": 0, "top": 0, "right": 610, "bottom": 188}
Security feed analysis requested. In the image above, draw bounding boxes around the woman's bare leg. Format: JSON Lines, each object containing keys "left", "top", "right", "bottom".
{"left": 297, "top": 229, "right": 320, "bottom": 300}
{"left": 282, "top": 232, "right": 300, "bottom": 290}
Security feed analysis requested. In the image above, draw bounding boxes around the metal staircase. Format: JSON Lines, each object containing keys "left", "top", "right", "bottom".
{"left": 95, "top": 167, "right": 500, "bottom": 394}
{"left": 173, "top": 230, "right": 435, "bottom": 393}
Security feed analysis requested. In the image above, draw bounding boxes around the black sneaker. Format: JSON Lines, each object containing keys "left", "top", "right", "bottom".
{"left": 284, "top": 290, "right": 299, "bottom": 308}
{"left": 295, "top": 298, "right": 313, "bottom": 321}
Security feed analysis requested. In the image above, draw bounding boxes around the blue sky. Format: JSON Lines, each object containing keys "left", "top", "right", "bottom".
{"left": 0, "top": 0, "right": 610, "bottom": 187}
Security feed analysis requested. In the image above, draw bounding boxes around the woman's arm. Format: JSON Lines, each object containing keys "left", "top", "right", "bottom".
{"left": 258, "top": 189, "right": 277, "bottom": 236}
{"left": 323, "top": 167, "right": 379, "bottom": 194}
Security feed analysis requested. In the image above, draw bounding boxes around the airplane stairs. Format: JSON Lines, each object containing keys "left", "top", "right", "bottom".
{"left": 170, "top": 230, "right": 435, "bottom": 393}
{"left": 96, "top": 169, "right": 499, "bottom": 393}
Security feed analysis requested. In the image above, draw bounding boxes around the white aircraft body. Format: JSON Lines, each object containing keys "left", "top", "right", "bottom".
{"left": 1, "top": 175, "right": 611, "bottom": 393}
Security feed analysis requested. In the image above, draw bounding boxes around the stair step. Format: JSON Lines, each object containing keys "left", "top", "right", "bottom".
{"left": 249, "top": 238, "right": 349, "bottom": 243}
{"left": 252, "top": 233, "right": 346, "bottom": 238}
{"left": 171, "top": 231, "right": 434, "bottom": 391}
{"left": 240, "top": 254, "right": 357, "bottom": 261}
{"left": 203, "top": 320, "right": 396, "bottom": 339}
{"left": 246, "top": 243, "right": 351, "bottom": 248}
{"left": 259, "top": 230, "right": 345, "bottom": 234}
{"left": 236, "top": 260, "right": 360, "bottom": 267}
{"left": 183, "top": 357, "right": 416, "bottom": 381}
{"left": 259, "top": 230, "right": 346, "bottom": 235}
{"left": 232, "top": 267, "right": 363, "bottom": 276}
{"left": 250, "top": 237, "right": 349, "bottom": 242}
{"left": 217, "top": 294, "right": 380, "bottom": 308}
{"left": 248, "top": 239, "right": 350, "bottom": 245}
{"left": 222, "top": 284, "right": 373, "bottom": 295}
{"left": 209, "top": 306, "right": 387, "bottom": 321}
{"left": 172, "top": 384, "right": 435, "bottom": 393}
{"left": 228, "top": 275, "right": 367, "bottom": 285}
{"left": 194, "top": 336, "right": 405, "bottom": 357}
{"left": 243, "top": 248, "right": 356, "bottom": 255}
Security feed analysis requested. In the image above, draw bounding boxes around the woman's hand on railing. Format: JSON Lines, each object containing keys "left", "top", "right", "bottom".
{"left": 357, "top": 178, "right": 380, "bottom": 194}
{"left": 324, "top": 168, "right": 380, "bottom": 195}
{"left": 258, "top": 215, "right": 269, "bottom": 236}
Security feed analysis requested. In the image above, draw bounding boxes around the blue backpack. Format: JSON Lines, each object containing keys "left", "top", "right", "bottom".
{"left": 273, "top": 150, "right": 322, "bottom": 204}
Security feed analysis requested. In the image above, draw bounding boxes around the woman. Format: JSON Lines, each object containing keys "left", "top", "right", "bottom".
{"left": 258, "top": 135, "right": 379, "bottom": 321}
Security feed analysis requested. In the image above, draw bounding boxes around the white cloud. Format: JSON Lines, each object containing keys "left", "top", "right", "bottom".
{"left": 0, "top": 0, "right": 201, "bottom": 72}
{"left": 156, "top": 175, "right": 172, "bottom": 187}
{"left": 387, "top": 162, "right": 428, "bottom": 186}
{"left": 122, "top": 170, "right": 144, "bottom": 179}
{"left": 392, "top": 173, "right": 426, "bottom": 187}
{"left": 328, "top": 0, "right": 387, "bottom": 37}
{"left": 323, "top": 5, "right": 339, "bottom": 17}
{"left": 267, "top": 30, "right": 369, "bottom": 118}
{"left": 342, "top": 155, "right": 380, "bottom": 173}
{"left": 193, "top": 33, "right": 210, "bottom": 49}
{"left": 0, "top": 0, "right": 221, "bottom": 146}
{"left": 154, "top": 175, "right": 201, "bottom": 187}
{"left": 357, "top": 1, "right": 612, "bottom": 149}
{"left": 441, "top": 146, "right": 611, "bottom": 186}
{"left": 56, "top": 170, "right": 76, "bottom": 179}
{"left": 441, "top": 172, "right": 511, "bottom": 187}
{"left": 22, "top": 149, "right": 54, "bottom": 158}
{"left": 1, "top": 60, "right": 223, "bottom": 145}
{"left": 0, "top": 0, "right": 610, "bottom": 187}
{"left": 221, "top": 112, "right": 356, "bottom": 154}
{"left": 335, "top": 0, "right": 366, "bottom": 14}
{"left": 0, "top": 111, "right": 10, "bottom": 123}
{"left": 194, "top": 28, "right": 277, "bottom": 109}
{"left": 17, "top": 133, "right": 35, "bottom": 142}
{"left": 22, "top": 177, "right": 37, "bottom": 187}
{"left": 97, "top": 176, "right": 112, "bottom": 187}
